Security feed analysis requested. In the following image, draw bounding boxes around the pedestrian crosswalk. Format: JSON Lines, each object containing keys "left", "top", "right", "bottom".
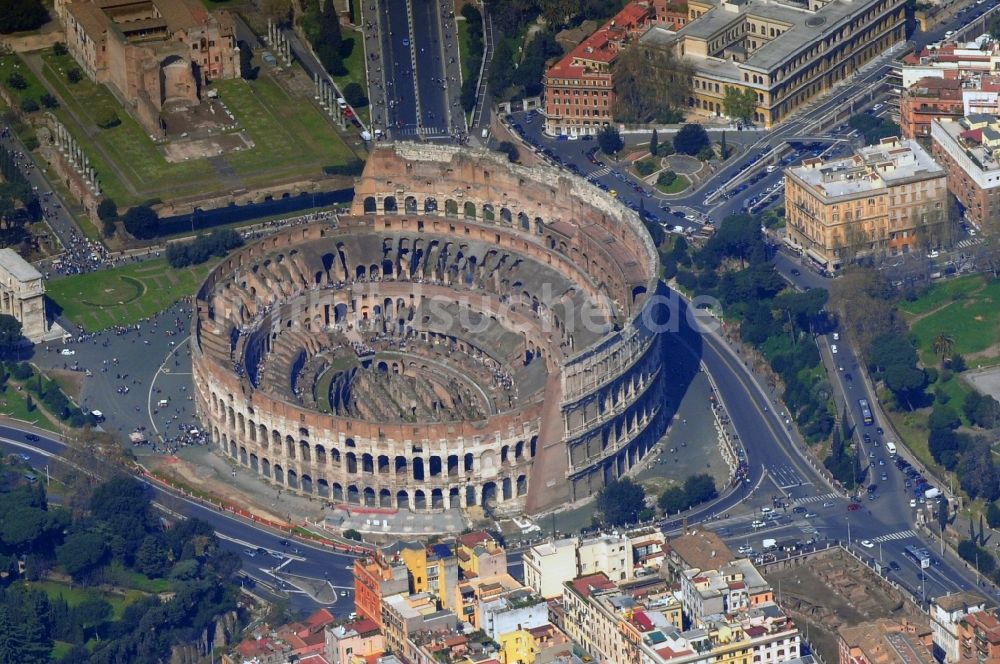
{"left": 587, "top": 166, "right": 611, "bottom": 181}
{"left": 872, "top": 529, "right": 917, "bottom": 543}
{"left": 794, "top": 492, "right": 838, "bottom": 505}
{"left": 956, "top": 238, "right": 980, "bottom": 249}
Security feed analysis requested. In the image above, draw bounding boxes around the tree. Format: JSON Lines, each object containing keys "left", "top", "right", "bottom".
{"left": 987, "top": 501, "right": 1000, "bottom": 528}
{"left": 928, "top": 403, "right": 961, "bottom": 431}
{"left": 937, "top": 497, "right": 949, "bottom": 533}
{"left": 488, "top": 39, "right": 515, "bottom": 97}
{"left": 612, "top": 43, "right": 691, "bottom": 124}
{"left": 649, "top": 129, "right": 658, "bottom": 157}
{"left": 723, "top": 87, "right": 758, "bottom": 124}
{"left": 97, "top": 197, "right": 117, "bottom": 221}
{"left": 683, "top": 474, "right": 717, "bottom": 504}
{"left": 657, "top": 170, "right": 677, "bottom": 187}
{"left": 73, "top": 597, "right": 112, "bottom": 641}
{"left": 314, "top": 0, "right": 345, "bottom": 76}
{"left": 6, "top": 73, "right": 26, "bottom": 91}
{"left": 343, "top": 529, "right": 362, "bottom": 541}
{"left": 673, "top": 123, "right": 710, "bottom": 156}
{"left": 0, "top": 0, "right": 48, "bottom": 34}
{"left": 0, "top": 314, "right": 23, "bottom": 353}
{"left": 720, "top": 131, "right": 729, "bottom": 159}
{"left": 56, "top": 531, "right": 108, "bottom": 578}
{"left": 496, "top": 141, "right": 519, "bottom": 162}
{"left": 596, "top": 478, "right": 646, "bottom": 526}
{"left": 933, "top": 333, "right": 955, "bottom": 363}
{"left": 66, "top": 68, "right": 81, "bottom": 84}
{"left": 658, "top": 486, "right": 688, "bottom": 513}
{"left": 52, "top": 41, "right": 67, "bottom": 56}
{"left": 343, "top": 82, "right": 368, "bottom": 108}
{"left": 123, "top": 204, "right": 159, "bottom": 239}
{"left": 20, "top": 99, "right": 38, "bottom": 114}
{"left": 135, "top": 535, "right": 170, "bottom": 578}
{"left": 597, "top": 125, "right": 624, "bottom": 157}
{"left": 40, "top": 93, "right": 58, "bottom": 109}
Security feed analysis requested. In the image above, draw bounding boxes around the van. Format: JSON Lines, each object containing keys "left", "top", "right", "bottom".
{"left": 481, "top": 128, "right": 489, "bottom": 140}
{"left": 158, "top": 399, "right": 169, "bottom": 407}
{"left": 885, "top": 441, "right": 897, "bottom": 456}
{"left": 766, "top": 164, "right": 777, "bottom": 173}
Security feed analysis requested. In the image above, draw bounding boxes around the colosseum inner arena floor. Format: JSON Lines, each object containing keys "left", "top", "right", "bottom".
{"left": 191, "top": 143, "right": 672, "bottom": 520}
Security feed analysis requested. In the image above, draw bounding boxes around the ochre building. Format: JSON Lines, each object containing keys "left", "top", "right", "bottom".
{"left": 784, "top": 137, "right": 949, "bottom": 273}
{"left": 191, "top": 144, "right": 668, "bottom": 519}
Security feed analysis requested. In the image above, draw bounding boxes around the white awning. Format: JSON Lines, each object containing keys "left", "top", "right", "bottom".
{"left": 805, "top": 248, "right": 829, "bottom": 266}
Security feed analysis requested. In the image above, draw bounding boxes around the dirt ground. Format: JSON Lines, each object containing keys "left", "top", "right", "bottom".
{"left": 764, "top": 549, "right": 923, "bottom": 664}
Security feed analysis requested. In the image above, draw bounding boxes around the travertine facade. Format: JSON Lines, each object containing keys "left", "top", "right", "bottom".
{"left": 0, "top": 249, "right": 48, "bottom": 342}
{"left": 56, "top": 0, "right": 240, "bottom": 137}
{"left": 192, "top": 145, "right": 667, "bottom": 519}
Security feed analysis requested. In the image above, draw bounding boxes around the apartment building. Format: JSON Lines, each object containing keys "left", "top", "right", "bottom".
{"left": 930, "top": 592, "right": 989, "bottom": 663}
{"left": 381, "top": 592, "right": 458, "bottom": 662}
{"left": 680, "top": 558, "right": 773, "bottom": 626}
{"left": 663, "top": 530, "right": 736, "bottom": 583}
{"left": 562, "top": 573, "right": 634, "bottom": 663}
{"left": 900, "top": 77, "right": 965, "bottom": 139}
{"left": 958, "top": 610, "right": 1000, "bottom": 664}
{"left": 456, "top": 530, "right": 508, "bottom": 580}
{"left": 639, "top": 0, "right": 906, "bottom": 128}
{"left": 785, "top": 137, "right": 949, "bottom": 272}
{"left": 498, "top": 623, "right": 573, "bottom": 664}
{"left": 543, "top": 0, "right": 686, "bottom": 136}
{"left": 932, "top": 115, "right": 1000, "bottom": 235}
{"left": 353, "top": 551, "right": 410, "bottom": 626}
{"left": 638, "top": 603, "right": 801, "bottom": 664}
{"left": 900, "top": 36, "right": 1000, "bottom": 88}
{"left": 838, "top": 618, "right": 934, "bottom": 664}
{"left": 523, "top": 533, "right": 634, "bottom": 600}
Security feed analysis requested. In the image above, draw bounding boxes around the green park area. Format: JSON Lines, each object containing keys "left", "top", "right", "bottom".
{"left": 46, "top": 258, "right": 216, "bottom": 332}
{"left": 23, "top": 49, "right": 357, "bottom": 207}
{"left": 901, "top": 274, "right": 1000, "bottom": 368}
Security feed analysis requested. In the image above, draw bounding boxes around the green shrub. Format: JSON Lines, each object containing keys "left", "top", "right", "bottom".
{"left": 657, "top": 170, "right": 677, "bottom": 186}
{"left": 95, "top": 108, "right": 121, "bottom": 129}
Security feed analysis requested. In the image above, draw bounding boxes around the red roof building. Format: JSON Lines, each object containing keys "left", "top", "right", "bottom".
{"left": 543, "top": 0, "right": 685, "bottom": 137}
{"left": 899, "top": 77, "right": 964, "bottom": 139}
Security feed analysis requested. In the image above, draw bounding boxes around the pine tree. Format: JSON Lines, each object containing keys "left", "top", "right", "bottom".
{"left": 649, "top": 129, "right": 658, "bottom": 157}
{"left": 721, "top": 131, "right": 728, "bottom": 158}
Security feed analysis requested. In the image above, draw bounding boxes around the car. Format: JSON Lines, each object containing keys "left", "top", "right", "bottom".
{"left": 861, "top": 539, "right": 875, "bottom": 548}
{"left": 804, "top": 512, "right": 817, "bottom": 518}
{"left": 876, "top": 426, "right": 884, "bottom": 435}
{"left": 270, "top": 551, "right": 284, "bottom": 560}
{"left": 844, "top": 372, "right": 853, "bottom": 382}
{"left": 833, "top": 332, "right": 840, "bottom": 341}
{"left": 910, "top": 498, "right": 917, "bottom": 507}
{"left": 881, "top": 472, "right": 888, "bottom": 481}
{"left": 878, "top": 458, "right": 885, "bottom": 466}
{"left": 793, "top": 506, "right": 807, "bottom": 514}
{"left": 673, "top": 211, "right": 686, "bottom": 218}
{"left": 256, "top": 547, "right": 266, "bottom": 556}
{"left": 737, "top": 545, "right": 754, "bottom": 555}
{"left": 945, "top": 30, "right": 955, "bottom": 37}
{"left": 848, "top": 502, "right": 862, "bottom": 511}
{"left": 18, "top": 453, "right": 29, "bottom": 461}
{"left": 751, "top": 519, "right": 765, "bottom": 529}
{"left": 823, "top": 501, "right": 835, "bottom": 508}
{"left": 685, "top": 214, "right": 697, "bottom": 221}
{"left": 402, "top": 38, "right": 410, "bottom": 47}
{"left": 25, "top": 433, "right": 39, "bottom": 441}
{"left": 60, "top": 348, "right": 75, "bottom": 356}
{"left": 244, "top": 548, "right": 256, "bottom": 557}
{"left": 790, "top": 268, "right": 801, "bottom": 276}
{"left": 872, "top": 103, "right": 884, "bottom": 112}
{"left": 831, "top": 344, "right": 838, "bottom": 354}
{"left": 868, "top": 493, "right": 879, "bottom": 501}
{"left": 889, "top": 560, "right": 901, "bottom": 571}
{"left": 863, "top": 433, "right": 872, "bottom": 443}
{"left": 278, "top": 539, "right": 289, "bottom": 547}
{"left": 340, "top": 590, "right": 349, "bottom": 597}
{"left": 927, "top": 249, "right": 940, "bottom": 259}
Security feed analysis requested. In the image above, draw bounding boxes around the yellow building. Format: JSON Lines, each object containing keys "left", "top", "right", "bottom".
{"left": 499, "top": 623, "right": 573, "bottom": 664}
{"left": 385, "top": 540, "right": 460, "bottom": 612}
{"left": 785, "top": 137, "right": 950, "bottom": 273}
{"left": 454, "top": 574, "right": 525, "bottom": 631}
{"left": 639, "top": 0, "right": 906, "bottom": 127}
{"left": 456, "top": 530, "right": 508, "bottom": 580}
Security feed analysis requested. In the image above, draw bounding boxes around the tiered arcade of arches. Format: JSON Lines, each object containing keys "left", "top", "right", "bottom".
{"left": 192, "top": 144, "right": 667, "bottom": 517}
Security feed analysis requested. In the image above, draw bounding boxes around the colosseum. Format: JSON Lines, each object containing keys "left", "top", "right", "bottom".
{"left": 191, "top": 143, "right": 670, "bottom": 517}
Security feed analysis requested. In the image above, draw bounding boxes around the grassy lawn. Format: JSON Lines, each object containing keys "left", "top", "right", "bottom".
{"left": 899, "top": 274, "right": 984, "bottom": 317}
{"left": 909, "top": 277, "right": 1000, "bottom": 366}
{"left": 35, "top": 48, "right": 359, "bottom": 207}
{"left": 0, "top": 53, "right": 48, "bottom": 109}
{"left": 105, "top": 562, "right": 174, "bottom": 593}
{"left": 39, "top": 51, "right": 216, "bottom": 206}
{"left": 0, "top": 384, "right": 59, "bottom": 431}
{"left": 46, "top": 258, "right": 217, "bottom": 331}
{"left": 31, "top": 580, "right": 128, "bottom": 619}
{"left": 656, "top": 174, "right": 690, "bottom": 194}
{"left": 214, "top": 75, "right": 356, "bottom": 184}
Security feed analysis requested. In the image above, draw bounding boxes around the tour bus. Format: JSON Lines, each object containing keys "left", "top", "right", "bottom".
{"left": 904, "top": 544, "right": 931, "bottom": 569}
{"left": 858, "top": 399, "right": 874, "bottom": 426}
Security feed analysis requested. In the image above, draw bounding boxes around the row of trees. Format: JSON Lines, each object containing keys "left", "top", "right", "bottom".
{"left": 7, "top": 361, "right": 96, "bottom": 427}
{"left": 611, "top": 44, "right": 689, "bottom": 125}
{"left": 671, "top": 214, "right": 836, "bottom": 442}
{"left": 0, "top": 143, "right": 41, "bottom": 248}
{"left": 484, "top": 0, "right": 626, "bottom": 36}
{"left": 0, "top": 471, "right": 240, "bottom": 663}
{"left": 460, "top": 5, "right": 485, "bottom": 112}
{"left": 0, "top": 0, "right": 47, "bottom": 34}
{"left": 595, "top": 473, "right": 720, "bottom": 526}
{"left": 166, "top": 229, "right": 245, "bottom": 268}
{"left": 489, "top": 29, "right": 562, "bottom": 102}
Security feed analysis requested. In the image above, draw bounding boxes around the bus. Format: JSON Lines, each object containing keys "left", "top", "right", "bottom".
{"left": 904, "top": 545, "right": 931, "bottom": 569}
{"left": 859, "top": 399, "right": 874, "bottom": 426}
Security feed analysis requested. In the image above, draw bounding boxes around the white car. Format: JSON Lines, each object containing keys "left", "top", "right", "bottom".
{"left": 685, "top": 214, "right": 697, "bottom": 221}
{"left": 872, "top": 103, "right": 884, "bottom": 112}
{"left": 751, "top": 519, "right": 765, "bottom": 529}
{"left": 860, "top": 539, "right": 875, "bottom": 548}
{"left": 60, "top": 348, "right": 75, "bottom": 356}
{"left": 831, "top": 344, "right": 838, "bottom": 354}
{"left": 737, "top": 545, "right": 754, "bottom": 555}
{"left": 832, "top": 332, "right": 840, "bottom": 341}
